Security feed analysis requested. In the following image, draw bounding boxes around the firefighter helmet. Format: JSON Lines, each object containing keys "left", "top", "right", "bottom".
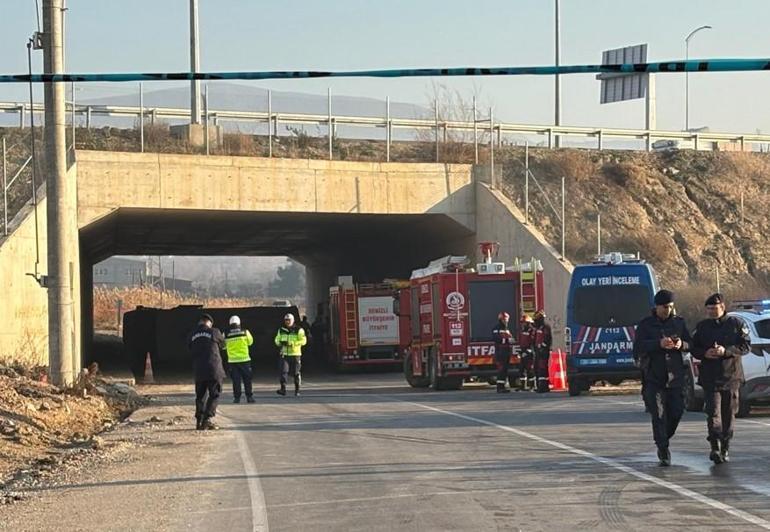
{"left": 498, "top": 311, "right": 510, "bottom": 321}
{"left": 520, "top": 314, "right": 534, "bottom": 323}
{"left": 534, "top": 309, "right": 546, "bottom": 320}
{"left": 283, "top": 313, "right": 295, "bottom": 324}
{"left": 229, "top": 315, "right": 241, "bottom": 326}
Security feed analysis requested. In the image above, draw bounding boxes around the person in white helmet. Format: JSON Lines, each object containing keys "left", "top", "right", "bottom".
{"left": 224, "top": 315, "right": 255, "bottom": 404}
{"left": 274, "top": 313, "right": 307, "bottom": 396}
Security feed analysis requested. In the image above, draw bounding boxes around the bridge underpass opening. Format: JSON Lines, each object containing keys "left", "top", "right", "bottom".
{"left": 79, "top": 208, "right": 476, "bottom": 377}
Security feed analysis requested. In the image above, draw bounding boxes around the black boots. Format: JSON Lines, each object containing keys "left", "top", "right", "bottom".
{"left": 276, "top": 385, "right": 287, "bottom": 396}
{"left": 246, "top": 396, "right": 256, "bottom": 404}
{"left": 496, "top": 382, "right": 510, "bottom": 394}
{"left": 657, "top": 446, "right": 671, "bottom": 467}
{"left": 709, "top": 440, "right": 724, "bottom": 464}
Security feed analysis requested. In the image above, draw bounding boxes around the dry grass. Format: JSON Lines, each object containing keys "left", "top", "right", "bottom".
{"left": 93, "top": 286, "right": 268, "bottom": 331}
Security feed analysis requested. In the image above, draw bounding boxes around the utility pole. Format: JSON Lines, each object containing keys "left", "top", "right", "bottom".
{"left": 44, "top": 0, "right": 76, "bottom": 385}
{"left": 189, "top": 0, "right": 201, "bottom": 124}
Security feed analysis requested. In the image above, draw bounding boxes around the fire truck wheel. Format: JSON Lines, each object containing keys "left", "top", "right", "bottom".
{"left": 404, "top": 352, "right": 430, "bottom": 388}
{"left": 428, "top": 350, "right": 463, "bottom": 391}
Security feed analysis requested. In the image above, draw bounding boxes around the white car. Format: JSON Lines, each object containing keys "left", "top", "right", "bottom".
{"left": 684, "top": 301, "right": 770, "bottom": 416}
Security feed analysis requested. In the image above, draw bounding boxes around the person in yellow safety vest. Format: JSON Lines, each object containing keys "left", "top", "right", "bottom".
{"left": 225, "top": 315, "right": 255, "bottom": 404}
{"left": 275, "top": 313, "right": 307, "bottom": 396}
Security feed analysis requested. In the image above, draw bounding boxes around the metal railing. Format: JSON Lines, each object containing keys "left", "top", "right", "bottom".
{"left": 2, "top": 136, "right": 34, "bottom": 236}
{"left": 3, "top": 96, "right": 770, "bottom": 156}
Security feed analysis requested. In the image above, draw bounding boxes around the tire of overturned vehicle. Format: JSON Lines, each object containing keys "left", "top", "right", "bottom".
{"left": 404, "top": 351, "right": 430, "bottom": 388}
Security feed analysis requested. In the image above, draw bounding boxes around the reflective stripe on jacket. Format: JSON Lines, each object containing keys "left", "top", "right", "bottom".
{"left": 274, "top": 326, "right": 307, "bottom": 357}
{"left": 225, "top": 328, "right": 253, "bottom": 363}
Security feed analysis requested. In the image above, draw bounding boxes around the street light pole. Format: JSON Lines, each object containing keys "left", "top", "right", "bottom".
{"left": 554, "top": 0, "right": 561, "bottom": 147}
{"left": 685, "top": 25, "right": 712, "bottom": 131}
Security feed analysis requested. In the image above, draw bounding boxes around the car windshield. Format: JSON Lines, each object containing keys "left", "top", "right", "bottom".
{"left": 753, "top": 318, "right": 770, "bottom": 339}
{"left": 572, "top": 285, "right": 650, "bottom": 327}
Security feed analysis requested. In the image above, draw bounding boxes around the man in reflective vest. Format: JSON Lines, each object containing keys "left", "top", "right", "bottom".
{"left": 492, "top": 311, "right": 514, "bottom": 394}
{"left": 518, "top": 314, "right": 535, "bottom": 391}
{"left": 225, "top": 315, "right": 255, "bottom": 404}
{"left": 275, "top": 313, "right": 307, "bottom": 396}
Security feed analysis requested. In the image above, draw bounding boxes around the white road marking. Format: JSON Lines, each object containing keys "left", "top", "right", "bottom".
{"left": 395, "top": 398, "right": 770, "bottom": 530}
{"left": 234, "top": 426, "right": 270, "bottom": 532}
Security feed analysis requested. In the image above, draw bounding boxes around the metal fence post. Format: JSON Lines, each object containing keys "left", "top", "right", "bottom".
{"left": 597, "top": 129, "right": 603, "bottom": 150}
{"left": 2, "top": 137, "right": 7, "bottom": 235}
{"left": 524, "top": 141, "right": 529, "bottom": 225}
{"left": 86, "top": 106, "right": 92, "bottom": 130}
{"left": 548, "top": 128, "right": 554, "bottom": 149}
{"left": 70, "top": 81, "right": 76, "bottom": 150}
{"left": 434, "top": 100, "right": 439, "bottom": 162}
{"left": 267, "top": 89, "right": 272, "bottom": 158}
{"left": 561, "top": 176, "right": 566, "bottom": 260}
{"left": 20, "top": 104, "right": 25, "bottom": 129}
{"left": 489, "top": 107, "right": 495, "bottom": 188}
{"left": 597, "top": 213, "right": 601, "bottom": 255}
{"left": 204, "top": 84, "right": 210, "bottom": 156}
{"left": 473, "top": 96, "right": 478, "bottom": 164}
{"left": 328, "top": 88, "right": 333, "bottom": 161}
{"left": 139, "top": 82, "right": 144, "bottom": 153}
{"left": 385, "top": 96, "right": 390, "bottom": 162}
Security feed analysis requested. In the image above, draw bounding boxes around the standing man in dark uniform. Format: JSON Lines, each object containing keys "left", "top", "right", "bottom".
{"left": 492, "top": 312, "right": 514, "bottom": 394}
{"left": 518, "top": 314, "right": 535, "bottom": 391}
{"left": 633, "top": 290, "right": 692, "bottom": 466}
{"left": 188, "top": 313, "right": 226, "bottom": 430}
{"left": 533, "top": 310, "right": 553, "bottom": 393}
{"left": 691, "top": 293, "right": 751, "bottom": 464}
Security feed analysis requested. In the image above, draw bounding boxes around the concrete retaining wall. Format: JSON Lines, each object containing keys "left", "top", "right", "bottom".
{"left": 475, "top": 181, "right": 574, "bottom": 349}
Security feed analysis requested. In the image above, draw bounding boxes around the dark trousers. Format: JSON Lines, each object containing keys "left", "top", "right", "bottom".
{"left": 643, "top": 385, "right": 684, "bottom": 449}
{"left": 704, "top": 385, "right": 740, "bottom": 443}
{"left": 495, "top": 350, "right": 511, "bottom": 387}
{"left": 195, "top": 379, "right": 222, "bottom": 421}
{"left": 230, "top": 361, "right": 253, "bottom": 399}
{"left": 280, "top": 356, "right": 302, "bottom": 389}
{"left": 534, "top": 349, "right": 550, "bottom": 392}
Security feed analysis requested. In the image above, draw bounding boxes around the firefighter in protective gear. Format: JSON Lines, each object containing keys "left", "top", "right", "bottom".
{"left": 225, "top": 315, "right": 255, "bottom": 404}
{"left": 492, "top": 311, "right": 514, "bottom": 393}
{"left": 533, "top": 310, "right": 553, "bottom": 393}
{"left": 518, "top": 314, "right": 535, "bottom": 391}
{"left": 275, "top": 313, "right": 307, "bottom": 396}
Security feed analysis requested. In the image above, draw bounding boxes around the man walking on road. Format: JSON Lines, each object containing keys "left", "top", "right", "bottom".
{"left": 275, "top": 313, "right": 307, "bottom": 396}
{"left": 633, "top": 290, "right": 692, "bottom": 466}
{"left": 224, "top": 315, "right": 255, "bottom": 404}
{"left": 189, "top": 313, "right": 226, "bottom": 430}
{"left": 492, "top": 312, "right": 514, "bottom": 394}
{"left": 691, "top": 293, "right": 751, "bottom": 464}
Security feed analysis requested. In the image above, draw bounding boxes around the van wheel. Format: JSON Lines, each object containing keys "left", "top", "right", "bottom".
{"left": 568, "top": 378, "right": 582, "bottom": 397}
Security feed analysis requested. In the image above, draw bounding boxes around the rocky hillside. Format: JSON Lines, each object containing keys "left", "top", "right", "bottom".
{"left": 499, "top": 148, "right": 770, "bottom": 317}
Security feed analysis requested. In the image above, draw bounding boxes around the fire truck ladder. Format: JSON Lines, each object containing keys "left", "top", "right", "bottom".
{"left": 343, "top": 290, "right": 358, "bottom": 350}
{"left": 519, "top": 258, "right": 539, "bottom": 315}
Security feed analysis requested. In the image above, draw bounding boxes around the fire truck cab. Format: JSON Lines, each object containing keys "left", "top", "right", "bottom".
{"left": 328, "top": 278, "right": 411, "bottom": 370}
{"left": 401, "top": 243, "right": 545, "bottom": 390}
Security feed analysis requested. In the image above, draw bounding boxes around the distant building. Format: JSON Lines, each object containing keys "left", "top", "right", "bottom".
{"left": 93, "top": 257, "right": 194, "bottom": 293}
{"left": 93, "top": 257, "right": 148, "bottom": 288}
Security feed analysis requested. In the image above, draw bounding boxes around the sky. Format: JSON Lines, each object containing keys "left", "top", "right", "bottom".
{"left": 2, "top": 0, "right": 770, "bottom": 133}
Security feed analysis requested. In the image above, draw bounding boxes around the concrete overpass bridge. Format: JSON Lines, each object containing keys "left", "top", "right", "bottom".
{"left": 0, "top": 150, "right": 572, "bottom": 375}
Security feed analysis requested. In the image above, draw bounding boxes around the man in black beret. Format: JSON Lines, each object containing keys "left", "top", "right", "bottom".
{"left": 691, "top": 293, "right": 751, "bottom": 464}
{"left": 633, "top": 289, "right": 692, "bottom": 466}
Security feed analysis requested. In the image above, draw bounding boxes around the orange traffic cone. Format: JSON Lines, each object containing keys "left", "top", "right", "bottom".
{"left": 548, "top": 350, "right": 567, "bottom": 391}
{"left": 143, "top": 352, "right": 155, "bottom": 384}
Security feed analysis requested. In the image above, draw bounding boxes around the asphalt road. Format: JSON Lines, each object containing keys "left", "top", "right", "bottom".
{"left": 2, "top": 373, "right": 770, "bottom": 531}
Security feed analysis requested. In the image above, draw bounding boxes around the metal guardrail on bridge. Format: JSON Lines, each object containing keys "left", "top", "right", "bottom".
{"left": 2, "top": 99, "right": 770, "bottom": 155}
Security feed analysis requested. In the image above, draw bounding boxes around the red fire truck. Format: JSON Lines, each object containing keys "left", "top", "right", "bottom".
{"left": 400, "top": 243, "right": 545, "bottom": 390}
{"left": 328, "top": 279, "right": 411, "bottom": 370}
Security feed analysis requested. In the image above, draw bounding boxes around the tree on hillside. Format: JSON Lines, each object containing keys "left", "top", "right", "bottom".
{"left": 268, "top": 259, "right": 306, "bottom": 298}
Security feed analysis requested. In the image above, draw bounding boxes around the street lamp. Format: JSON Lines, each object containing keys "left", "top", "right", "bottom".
{"left": 685, "top": 25, "right": 712, "bottom": 131}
